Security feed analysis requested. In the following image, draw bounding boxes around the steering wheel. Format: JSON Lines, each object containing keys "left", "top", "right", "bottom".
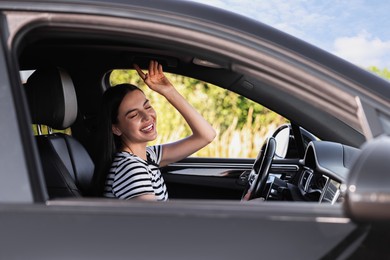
{"left": 242, "top": 137, "right": 276, "bottom": 201}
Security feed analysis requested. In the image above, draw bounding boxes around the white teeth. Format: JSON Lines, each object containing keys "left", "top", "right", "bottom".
{"left": 141, "top": 124, "right": 153, "bottom": 132}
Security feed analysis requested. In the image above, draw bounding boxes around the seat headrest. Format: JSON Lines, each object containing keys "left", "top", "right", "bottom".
{"left": 25, "top": 67, "right": 78, "bottom": 130}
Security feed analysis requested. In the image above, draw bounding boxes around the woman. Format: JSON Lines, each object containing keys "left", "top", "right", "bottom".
{"left": 93, "top": 60, "right": 216, "bottom": 201}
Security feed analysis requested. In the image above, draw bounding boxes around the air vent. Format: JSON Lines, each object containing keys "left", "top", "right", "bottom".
{"left": 314, "top": 175, "right": 328, "bottom": 190}
{"left": 300, "top": 168, "right": 313, "bottom": 192}
{"left": 308, "top": 174, "right": 329, "bottom": 193}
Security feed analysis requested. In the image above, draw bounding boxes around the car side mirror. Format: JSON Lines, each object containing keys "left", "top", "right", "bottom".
{"left": 344, "top": 136, "right": 390, "bottom": 222}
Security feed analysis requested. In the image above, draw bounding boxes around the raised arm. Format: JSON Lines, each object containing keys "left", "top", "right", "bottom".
{"left": 134, "top": 60, "right": 216, "bottom": 166}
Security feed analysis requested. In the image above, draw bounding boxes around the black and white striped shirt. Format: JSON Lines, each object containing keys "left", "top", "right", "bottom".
{"left": 104, "top": 145, "right": 168, "bottom": 201}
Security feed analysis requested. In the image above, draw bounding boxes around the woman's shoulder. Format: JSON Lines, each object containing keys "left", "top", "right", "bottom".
{"left": 113, "top": 151, "right": 146, "bottom": 166}
{"left": 146, "top": 145, "right": 162, "bottom": 164}
{"left": 146, "top": 145, "right": 162, "bottom": 154}
{"left": 113, "top": 151, "right": 133, "bottom": 160}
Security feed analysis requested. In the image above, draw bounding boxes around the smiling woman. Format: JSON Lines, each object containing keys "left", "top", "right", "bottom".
{"left": 93, "top": 61, "right": 216, "bottom": 200}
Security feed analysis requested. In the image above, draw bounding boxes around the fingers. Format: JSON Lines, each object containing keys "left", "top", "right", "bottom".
{"left": 148, "top": 60, "right": 163, "bottom": 76}
{"left": 134, "top": 60, "right": 163, "bottom": 81}
{"left": 133, "top": 64, "right": 146, "bottom": 80}
{"left": 158, "top": 63, "right": 163, "bottom": 74}
{"left": 148, "top": 60, "right": 154, "bottom": 76}
{"left": 153, "top": 60, "right": 159, "bottom": 73}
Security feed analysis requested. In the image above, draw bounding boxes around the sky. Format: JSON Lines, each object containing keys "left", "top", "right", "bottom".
{"left": 188, "top": 0, "right": 390, "bottom": 69}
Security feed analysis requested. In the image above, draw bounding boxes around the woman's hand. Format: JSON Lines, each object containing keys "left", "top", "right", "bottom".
{"left": 134, "top": 60, "right": 174, "bottom": 96}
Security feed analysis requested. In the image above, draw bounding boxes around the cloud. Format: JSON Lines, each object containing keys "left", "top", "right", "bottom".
{"left": 190, "top": 0, "right": 335, "bottom": 45}
{"left": 332, "top": 31, "right": 390, "bottom": 69}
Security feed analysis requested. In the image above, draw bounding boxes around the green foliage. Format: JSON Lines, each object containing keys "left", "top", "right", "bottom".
{"left": 110, "top": 69, "right": 287, "bottom": 157}
{"left": 32, "top": 124, "right": 71, "bottom": 135}
{"left": 368, "top": 66, "right": 390, "bottom": 80}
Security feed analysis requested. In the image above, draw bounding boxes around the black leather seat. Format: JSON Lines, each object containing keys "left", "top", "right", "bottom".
{"left": 25, "top": 67, "right": 94, "bottom": 198}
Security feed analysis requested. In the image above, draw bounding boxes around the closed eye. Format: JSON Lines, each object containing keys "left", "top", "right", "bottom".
{"left": 129, "top": 113, "right": 138, "bottom": 119}
{"left": 144, "top": 100, "right": 152, "bottom": 109}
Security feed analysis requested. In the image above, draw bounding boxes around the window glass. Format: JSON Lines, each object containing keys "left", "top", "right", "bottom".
{"left": 110, "top": 70, "right": 287, "bottom": 158}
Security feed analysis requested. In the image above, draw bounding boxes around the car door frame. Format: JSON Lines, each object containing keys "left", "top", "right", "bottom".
{"left": 0, "top": 12, "right": 46, "bottom": 203}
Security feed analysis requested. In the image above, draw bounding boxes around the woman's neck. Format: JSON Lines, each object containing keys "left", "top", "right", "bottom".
{"left": 122, "top": 142, "right": 147, "bottom": 160}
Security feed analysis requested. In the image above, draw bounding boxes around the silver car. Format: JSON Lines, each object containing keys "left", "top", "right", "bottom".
{"left": 0, "top": 0, "right": 389, "bottom": 259}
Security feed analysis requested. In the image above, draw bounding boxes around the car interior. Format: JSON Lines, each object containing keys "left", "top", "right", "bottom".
{"left": 16, "top": 22, "right": 362, "bottom": 203}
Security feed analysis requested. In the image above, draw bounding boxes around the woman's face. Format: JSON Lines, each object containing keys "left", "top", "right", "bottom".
{"left": 112, "top": 89, "right": 157, "bottom": 145}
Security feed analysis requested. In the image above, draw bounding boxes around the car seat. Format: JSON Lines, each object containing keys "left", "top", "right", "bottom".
{"left": 25, "top": 67, "right": 94, "bottom": 198}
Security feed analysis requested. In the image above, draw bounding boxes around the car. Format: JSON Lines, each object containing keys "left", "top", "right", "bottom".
{"left": 0, "top": 0, "right": 390, "bottom": 259}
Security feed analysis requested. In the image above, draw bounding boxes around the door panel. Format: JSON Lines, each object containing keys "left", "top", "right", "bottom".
{"left": 0, "top": 200, "right": 364, "bottom": 260}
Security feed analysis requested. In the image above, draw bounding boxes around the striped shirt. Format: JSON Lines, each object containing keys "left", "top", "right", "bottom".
{"left": 104, "top": 145, "right": 168, "bottom": 201}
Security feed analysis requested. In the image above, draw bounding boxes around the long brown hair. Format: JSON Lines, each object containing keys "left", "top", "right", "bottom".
{"left": 91, "top": 84, "right": 142, "bottom": 196}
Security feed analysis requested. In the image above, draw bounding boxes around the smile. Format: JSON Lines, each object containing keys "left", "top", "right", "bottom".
{"left": 141, "top": 123, "right": 154, "bottom": 133}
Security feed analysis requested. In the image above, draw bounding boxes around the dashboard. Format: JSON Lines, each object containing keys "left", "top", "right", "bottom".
{"left": 297, "top": 141, "right": 360, "bottom": 204}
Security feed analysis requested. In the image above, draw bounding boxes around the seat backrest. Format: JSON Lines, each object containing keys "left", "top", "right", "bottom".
{"left": 25, "top": 67, "right": 94, "bottom": 198}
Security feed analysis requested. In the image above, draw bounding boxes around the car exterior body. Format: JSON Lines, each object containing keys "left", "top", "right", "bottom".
{"left": 0, "top": 0, "right": 389, "bottom": 259}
